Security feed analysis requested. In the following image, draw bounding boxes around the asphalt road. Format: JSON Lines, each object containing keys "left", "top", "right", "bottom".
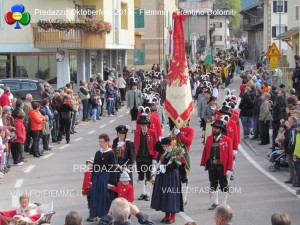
{"left": 1, "top": 63, "right": 300, "bottom": 225}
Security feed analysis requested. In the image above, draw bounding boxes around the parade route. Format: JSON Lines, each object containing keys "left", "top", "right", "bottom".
{"left": 1, "top": 73, "right": 300, "bottom": 225}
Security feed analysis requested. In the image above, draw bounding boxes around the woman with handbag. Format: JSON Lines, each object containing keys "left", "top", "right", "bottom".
{"left": 41, "top": 98, "right": 54, "bottom": 151}
{"left": 11, "top": 111, "right": 26, "bottom": 165}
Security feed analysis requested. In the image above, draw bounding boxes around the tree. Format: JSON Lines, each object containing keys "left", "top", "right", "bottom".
{"left": 215, "top": 0, "right": 241, "bottom": 35}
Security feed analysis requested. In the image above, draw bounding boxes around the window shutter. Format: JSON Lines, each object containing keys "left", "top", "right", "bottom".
{"left": 272, "top": 26, "right": 276, "bottom": 37}
{"left": 135, "top": 9, "right": 144, "bottom": 28}
{"left": 220, "top": 36, "right": 222, "bottom": 41}
{"left": 220, "top": 22, "right": 222, "bottom": 28}
{"left": 284, "top": 1, "right": 287, "bottom": 13}
{"left": 213, "top": 36, "right": 215, "bottom": 43}
{"left": 285, "top": 26, "right": 287, "bottom": 32}
{"left": 273, "top": 1, "right": 277, "bottom": 13}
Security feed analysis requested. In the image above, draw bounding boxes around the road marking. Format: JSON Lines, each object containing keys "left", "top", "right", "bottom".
{"left": 42, "top": 153, "right": 55, "bottom": 158}
{"left": 179, "top": 212, "right": 195, "bottom": 222}
{"left": 109, "top": 120, "right": 115, "bottom": 123}
{"left": 14, "top": 179, "right": 24, "bottom": 188}
{"left": 59, "top": 145, "right": 70, "bottom": 150}
{"left": 239, "top": 145, "right": 300, "bottom": 198}
{"left": 99, "top": 125, "right": 106, "bottom": 128}
{"left": 118, "top": 115, "right": 124, "bottom": 118}
{"left": 24, "top": 165, "right": 35, "bottom": 173}
{"left": 126, "top": 111, "right": 130, "bottom": 113}
{"left": 75, "top": 137, "right": 83, "bottom": 142}
{"left": 88, "top": 130, "right": 96, "bottom": 134}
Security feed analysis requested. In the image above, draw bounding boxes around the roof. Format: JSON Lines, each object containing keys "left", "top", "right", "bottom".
{"left": 276, "top": 27, "right": 299, "bottom": 40}
{"left": 240, "top": 2, "right": 261, "bottom": 14}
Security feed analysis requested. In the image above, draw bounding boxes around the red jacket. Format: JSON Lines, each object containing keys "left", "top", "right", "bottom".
{"left": 134, "top": 129, "right": 158, "bottom": 159}
{"left": 178, "top": 126, "right": 194, "bottom": 163}
{"left": 226, "top": 120, "right": 238, "bottom": 150}
{"left": 0, "top": 92, "right": 10, "bottom": 107}
{"left": 82, "top": 171, "right": 92, "bottom": 196}
{"left": 13, "top": 118, "right": 26, "bottom": 144}
{"left": 28, "top": 109, "right": 45, "bottom": 131}
{"left": 136, "top": 112, "right": 162, "bottom": 140}
{"left": 111, "top": 181, "right": 134, "bottom": 202}
{"left": 200, "top": 135, "right": 234, "bottom": 175}
{"left": 231, "top": 110, "right": 240, "bottom": 143}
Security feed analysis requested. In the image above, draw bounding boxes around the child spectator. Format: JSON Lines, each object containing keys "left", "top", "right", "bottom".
{"left": 82, "top": 158, "right": 94, "bottom": 222}
{"left": 89, "top": 95, "right": 98, "bottom": 122}
{"left": 95, "top": 89, "right": 102, "bottom": 120}
{"left": 11, "top": 111, "right": 26, "bottom": 165}
{"left": 108, "top": 171, "right": 134, "bottom": 203}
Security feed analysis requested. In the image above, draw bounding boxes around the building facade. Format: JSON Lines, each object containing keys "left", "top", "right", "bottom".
{"left": 0, "top": 0, "right": 135, "bottom": 88}
{"left": 127, "top": 0, "right": 177, "bottom": 71}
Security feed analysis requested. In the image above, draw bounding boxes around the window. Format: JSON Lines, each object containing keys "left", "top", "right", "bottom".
{"left": 21, "top": 83, "right": 37, "bottom": 91}
{"left": 213, "top": 22, "right": 222, "bottom": 28}
{"left": 214, "top": 35, "right": 222, "bottom": 42}
{"left": 191, "top": 16, "right": 198, "bottom": 25}
{"left": 272, "top": 25, "right": 287, "bottom": 37}
{"left": 134, "top": 44, "right": 145, "bottom": 65}
{"left": 296, "top": 6, "right": 299, "bottom": 20}
{"left": 121, "top": 2, "right": 128, "bottom": 30}
{"left": 80, "top": 6, "right": 96, "bottom": 19}
{"left": 135, "top": 8, "right": 144, "bottom": 28}
{"left": 0, "top": 0, "right": 2, "bottom": 28}
{"left": 273, "top": 1, "right": 287, "bottom": 13}
{"left": 5, "top": 83, "right": 20, "bottom": 91}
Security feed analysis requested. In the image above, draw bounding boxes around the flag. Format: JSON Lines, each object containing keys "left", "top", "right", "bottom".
{"left": 204, "top": 46, "right": 212, "bottom": 67}
{"left": 165, "top": 12, "right": 193, "bottom": 129}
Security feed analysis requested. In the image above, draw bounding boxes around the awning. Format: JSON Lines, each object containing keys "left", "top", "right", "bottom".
{"left": 276, "top": 27, "right": 299, "bottom": 49}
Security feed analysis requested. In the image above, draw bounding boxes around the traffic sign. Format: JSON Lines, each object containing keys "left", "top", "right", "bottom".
{"left": 269, "top": 56, "right": 279, "bottom": 69}
{"left": 266, "top": 43, "right": 282, "bottom": 57}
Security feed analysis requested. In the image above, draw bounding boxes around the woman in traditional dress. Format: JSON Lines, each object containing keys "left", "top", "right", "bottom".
{"left": 112, "top": 125, "right": 136, "bottom": 184}
{"left": 151, "top": 137, "right": 183, "bottom": 224}
{"left": 89, "top": 134, "right": 117, "bottom": 222}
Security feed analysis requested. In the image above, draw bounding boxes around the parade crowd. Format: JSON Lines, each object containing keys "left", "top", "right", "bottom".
{"left": 0, "top": 49, "right": 298, "bottom": 225}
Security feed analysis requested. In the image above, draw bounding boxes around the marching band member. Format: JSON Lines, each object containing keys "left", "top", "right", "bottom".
{"left": 200, "top": 120, "right": 234, "bottom": 210}
{"left": 112, "top": 125, "right": 136, "bottom": 184}
{"left": 127, "top": 81, "right": 143, "bottom": 133}
{"left": 134, "top": 115, "right": 158, "bottom": 201}
{"left": 151, "top": 137, "right": 183, "bottom": 224}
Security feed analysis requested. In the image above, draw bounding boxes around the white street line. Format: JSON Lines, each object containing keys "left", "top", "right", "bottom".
{"left": 99, "top": 125, "right": 106, "bottom": 128}
{"left": 14, "top": 179, "right": 24, "bottom": 188}
{"left": 118, "top": 115, "right": 124, "bottom": 118}
{"left": 24, "top": 165, "right": 35, "bottom": 173}
{"left": 109, "top": 120, "right": 115, "bottom": 123}
{"left": 75, "top": 137, "right": 83, "bottom": 142}
{"left": 42, "top": 153, "right": 55, "bottom": 158}
{"left": 126, "top": 111, "right": 130, "bottom": 113}
{"left": 59, "top": 145, "right": 70, "bottom": 150}
{"left": 239, "top": 145, "right": 300, "bottom": 198}
{"left": 88, "top": 130, "right": 96, "bottom": 134}
{"left": 179, "top": 212, "right": 195, "bottom": 222}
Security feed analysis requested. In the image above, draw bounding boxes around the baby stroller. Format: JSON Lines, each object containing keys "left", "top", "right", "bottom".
{"left": 269, "top": 149, "right": 288, "bottom": 172}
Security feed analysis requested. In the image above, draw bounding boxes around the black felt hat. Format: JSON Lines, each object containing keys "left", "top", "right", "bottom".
{"left": 115, "top": 125, "right": 128, "bottom": 133}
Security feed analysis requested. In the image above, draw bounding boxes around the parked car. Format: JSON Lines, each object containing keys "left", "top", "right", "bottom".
{"left": 0, "top": 78, "right": 53, "bottom": 102}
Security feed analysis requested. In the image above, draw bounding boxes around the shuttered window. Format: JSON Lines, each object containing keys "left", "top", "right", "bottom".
{"left": 135, "top": 9, "right": 144, "bottom": 28}
{"left": 134, "top": 44, "right": 145, "bottom": 65}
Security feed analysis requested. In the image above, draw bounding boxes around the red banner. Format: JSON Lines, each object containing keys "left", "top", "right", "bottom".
{"left": 165, "top": 12, "right": 193, "bottom": 129}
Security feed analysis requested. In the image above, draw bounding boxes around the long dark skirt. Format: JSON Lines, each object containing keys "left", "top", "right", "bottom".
{"left": 90, "top": 172, "right": 115, "bottom": 218}
{"left": 259, "top": 120, "right": 270, "bottom": 145}
{"left": 130, "top": 107, "right": 138, "bottom": 121}
{"left": 151, "top": 169, "right": 183, "bottom": 213}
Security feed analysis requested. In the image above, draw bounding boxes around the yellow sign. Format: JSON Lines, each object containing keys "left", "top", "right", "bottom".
{"left": 269, "top": 57, "right": 278, "bottom": 69}
{"left": 266, "top": 43, "right": 282, "bottom": 57}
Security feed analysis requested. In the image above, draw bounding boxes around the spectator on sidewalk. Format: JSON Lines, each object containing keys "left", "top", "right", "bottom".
{"left": 293, "top": 120, "right": 300, "bottom": 192}
{"left": 251, "top": 89, "right": 263, "bottom": 140}
{"left": 65, "top": 211, "right": 82, "bottom": 225}
{"left": 258, "top": 92, "right": 272, "bottom": 145}
{"left": 214, "top": 204, "right": 233, "bottom": 225}
{"left": 239, "top": 87, "right": 253, "bottom": 139}
{"left": 98, "top": 198, "right": 154, "bottom": 225}
{"left": 271, "top": 212, "right": 291, "bottom": 225}
{"left": 283, "top": 116, "right": 298, "bottom": 185}
{"left": 287, "top": 88, "right": 298, "bottom": 106}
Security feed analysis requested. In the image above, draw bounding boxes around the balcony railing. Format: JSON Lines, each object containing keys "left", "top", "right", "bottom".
{"left": 31, "top": 24, "right": 105, "bottom": 49}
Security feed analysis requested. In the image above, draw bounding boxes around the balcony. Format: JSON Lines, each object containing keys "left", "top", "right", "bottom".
{"left": 31, "top": 24, "right": 106, "bottom": 49}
